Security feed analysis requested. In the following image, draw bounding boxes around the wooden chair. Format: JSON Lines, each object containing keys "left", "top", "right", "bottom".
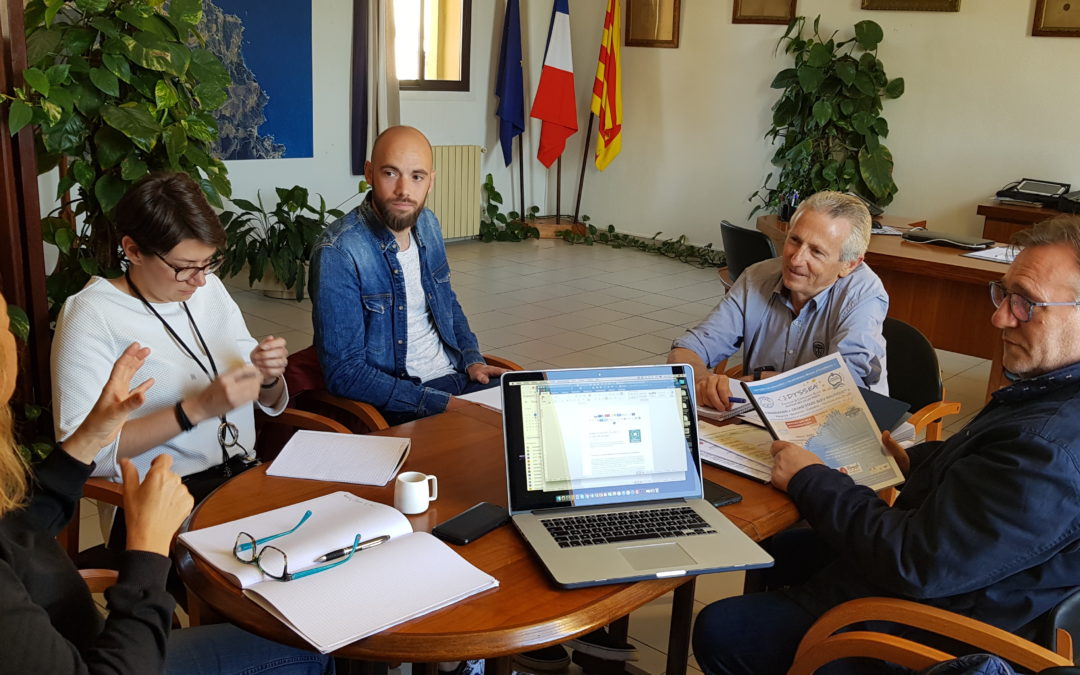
{"left": 284, "top": 346, "right": 523, "bottom": 432}
{"left": 789, "top": 597, "right": 1074, "bottom": 674}
{"left": 56, "top": 408, "right": 352, "bottom": 561}
{"left": 882, "top": 317, "right": 961, "bottom": 442}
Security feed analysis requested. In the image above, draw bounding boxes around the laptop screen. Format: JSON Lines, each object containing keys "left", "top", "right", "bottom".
{"left": 502, "top": 365, "right": 704, "bottom": 513}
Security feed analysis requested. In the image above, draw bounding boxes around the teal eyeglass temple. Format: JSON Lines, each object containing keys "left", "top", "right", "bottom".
{"left": 235, "top": 509, "right": 313, "bottom": 553}
{"left": 233, "top": 509, "right": 363, "bottom": 581}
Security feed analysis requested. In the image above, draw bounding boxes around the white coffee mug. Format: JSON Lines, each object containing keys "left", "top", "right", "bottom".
{"left": 394, "top": 471, "right": 438, "bottom": 515}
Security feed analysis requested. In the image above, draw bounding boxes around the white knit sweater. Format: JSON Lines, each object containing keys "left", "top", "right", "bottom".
{"left": 51, "top": 275, "right": 286, "bottom": 480}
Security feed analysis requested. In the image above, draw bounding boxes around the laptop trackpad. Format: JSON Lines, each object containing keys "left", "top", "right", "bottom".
{"left": 619, "top": 542, "right": 696, "bottom": 570}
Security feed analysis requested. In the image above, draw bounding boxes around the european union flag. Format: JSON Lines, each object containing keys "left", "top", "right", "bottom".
{"left": 495, "top": 0, "right": 524, "bottom": 166}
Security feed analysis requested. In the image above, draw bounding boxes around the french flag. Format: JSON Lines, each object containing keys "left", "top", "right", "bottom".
{"left": 530, "top": 0, "right": 577, "bottom": 168}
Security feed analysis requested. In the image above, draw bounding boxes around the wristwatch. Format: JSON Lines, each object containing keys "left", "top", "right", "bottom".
{"left": 752, "top": 365, "right": 775, "bottom": 381}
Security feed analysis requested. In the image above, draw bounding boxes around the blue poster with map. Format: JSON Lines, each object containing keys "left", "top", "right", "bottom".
{"left": 200, "top": 0, "right": 313, "bottom": 160}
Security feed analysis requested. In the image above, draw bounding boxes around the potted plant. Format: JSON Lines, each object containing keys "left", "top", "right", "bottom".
{"left": 751, "top": 16, "right": 905, "bottom": 217}
{"left": 8, "top": 0, "right": 232, "bottom": 315}
{"left": 220, "top": 182, "right": 367, "bottom": 301}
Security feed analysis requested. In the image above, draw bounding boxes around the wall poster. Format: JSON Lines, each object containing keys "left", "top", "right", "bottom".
{"left": 201, "top": 1, "right": 314, "bottom": 160}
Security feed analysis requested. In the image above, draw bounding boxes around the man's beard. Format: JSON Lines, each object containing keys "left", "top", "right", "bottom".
{"left": 374, "top": 194, "right": 424, "bottom": 232}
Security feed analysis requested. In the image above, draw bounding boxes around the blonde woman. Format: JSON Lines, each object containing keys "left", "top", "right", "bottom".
{"left": 0, "top": 293, "right": 332, "bottom": 673}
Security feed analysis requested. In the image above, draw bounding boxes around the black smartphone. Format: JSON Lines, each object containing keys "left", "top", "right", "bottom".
{"left": 432, "top": 502, "right": 510, "bottom": 545}
{"left": 704, "top": 480, "right": 742, "bottom": 507}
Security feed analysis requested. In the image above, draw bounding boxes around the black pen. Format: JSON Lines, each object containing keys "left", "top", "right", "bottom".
{"left": 314, "top": 535, "right": 390, "bottom": 562}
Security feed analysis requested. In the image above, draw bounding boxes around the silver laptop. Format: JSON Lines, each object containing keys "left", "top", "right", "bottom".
{"left": 501, "top": 364, "right": 773, "bottom": 589}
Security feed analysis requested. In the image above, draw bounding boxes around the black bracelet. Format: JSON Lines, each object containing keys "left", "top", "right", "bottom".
{"left": 175, "top": 401, "right": 195, "bottom": 432}
{"left": 260, "top": 376, "right": 280, "bottom": 389}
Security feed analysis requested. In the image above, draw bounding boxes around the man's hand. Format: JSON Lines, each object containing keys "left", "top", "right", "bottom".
{"left": 697, "top": 373, "right": 736, "bottom": 411}
{"left": 63, "top": 343, "right": 154, "bottom": 464}
{"left": 121, "top": 455, "right": 194, "bottom": 557}
{"left": 770, "top": 440, "right": 825, "bottom": 492}
{"left": 882, "top": 430, "right": 910, "bottom": 476}
{"left": 185, "top": 365, "right": 262, "bottom": 424}
{"left": 466, "top": 362, "right": 507, "bottom": 385}
{"left": 250, "top": 335, "right": 288, "bottom": 385}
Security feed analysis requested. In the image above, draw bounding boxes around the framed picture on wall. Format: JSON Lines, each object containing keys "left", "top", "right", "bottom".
{"left": 732, "top": 0, "right": 797, "bottom": 25}
{"left": 625, "top": 0, "right": 681, "bottom": 48}
{"left": 1033, "top": 0, "right": 1080, "bottom": 37}
{"left": 861, "top": 0, "right": 960, "bottom": 9}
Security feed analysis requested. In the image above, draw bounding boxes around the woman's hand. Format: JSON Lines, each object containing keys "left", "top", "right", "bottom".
{"left": 63, "top": 343, "right": 154, "bottom": 464}
{"left": 250, "top": 336, "right": 288, "bottom": 385}
{"left": 121, "top": 455, "right": 193, "bottom": 556}
{"left": 183, "top": 365, "right": 261, "bottom": 424}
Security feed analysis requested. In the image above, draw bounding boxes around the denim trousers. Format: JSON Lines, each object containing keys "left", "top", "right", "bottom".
{"left": 692, "top": 528, "right": 906, "bottom": 675}
{"left": 167, "top": 623, "right": 334, "bottom": 675}
{"left": 381, "top": 372, "right": 499, "bottom": 426}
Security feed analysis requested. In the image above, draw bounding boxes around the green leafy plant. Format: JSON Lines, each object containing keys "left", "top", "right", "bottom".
{"left": 220, "top": 182, "right": 368, "bottom": 302}
{"left": 5, "top": 303, "right": 53, "bottom": 462}
{"left": 9, "top": 0, "right": 232, "bottom": 315}
{"left": 751, "top": 16, "right": 905, "bottom": 217}
{"left": 479, "top": 173, "right": 540, "bottom": 242}
{"left": 558, "top": 221, "right": 727, "bottom": 269}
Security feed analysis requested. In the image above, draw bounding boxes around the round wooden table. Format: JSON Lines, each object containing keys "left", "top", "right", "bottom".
{"left": 176, "top": 405, "right": 797, "bottom": 673}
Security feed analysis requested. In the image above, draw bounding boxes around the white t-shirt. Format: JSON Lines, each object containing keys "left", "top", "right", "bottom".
{"left": 397, "top": 236, "right": 455, "bottom": 383}
{"left": 51, "top": 275, "right": 286, "bottom": 480}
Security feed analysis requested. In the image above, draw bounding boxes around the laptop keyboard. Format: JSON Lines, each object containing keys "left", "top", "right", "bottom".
{"left": 541, "top": 506, "right": 717, "bottom": 548}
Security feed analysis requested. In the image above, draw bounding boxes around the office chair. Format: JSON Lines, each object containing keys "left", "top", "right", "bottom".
{"left": 882, "top": 317, "right": 962, "bottom": 442}
{"left": 284, "top": 346, "right": 524, "bottom": 432}
{"left": 789, "top": 597, "right": 1075, "bottom": 674}
{"left": 719, "top": 220, "right": 777, "bottom": 288}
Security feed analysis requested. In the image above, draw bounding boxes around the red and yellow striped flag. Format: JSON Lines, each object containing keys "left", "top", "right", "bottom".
{"left": 590, "top": 0, "right": 622, "bottom": 171}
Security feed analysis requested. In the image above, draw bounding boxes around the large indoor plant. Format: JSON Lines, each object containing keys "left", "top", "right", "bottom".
{"left": 8, "top": 0, "right": 231, "bottom": 314}
{"left": 220, "top": 183, "right": 367, "bottom": 302}
{"left": 751, "top": 16, "right": 905, "bottom": 217}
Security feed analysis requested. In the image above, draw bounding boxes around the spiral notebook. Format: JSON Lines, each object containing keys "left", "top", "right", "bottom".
{"left": 266, "top": 430, "right": 410, "bottom": 485}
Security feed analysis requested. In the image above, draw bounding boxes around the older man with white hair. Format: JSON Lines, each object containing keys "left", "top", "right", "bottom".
{"left": 669, "top": 190, "right": 889, "bottom": 409}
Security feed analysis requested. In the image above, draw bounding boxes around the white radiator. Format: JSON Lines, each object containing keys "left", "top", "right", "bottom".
{"left": 430, "top": 144, "right": 482, "bottom": 239}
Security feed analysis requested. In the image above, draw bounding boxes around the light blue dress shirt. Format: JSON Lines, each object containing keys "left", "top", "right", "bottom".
{"left": 672, "top": 257, "right": 889, "bottom": 393}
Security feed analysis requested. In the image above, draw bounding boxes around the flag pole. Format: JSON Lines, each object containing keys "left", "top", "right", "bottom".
{"left": 556, "top": 157, "right": 562, "bottom": 224}
{"left": 573, "top": 113, "right": 595, "bottom": 225}
{"left": 518, "top": 136, "right": 525, "bottom": 217}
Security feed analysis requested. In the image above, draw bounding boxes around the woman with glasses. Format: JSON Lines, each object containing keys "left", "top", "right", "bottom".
{"left": 0, "top": 295, "right": 332, "bottom": 673}
{"left": 51, "top": 172, "right": 290, "bottom": 548}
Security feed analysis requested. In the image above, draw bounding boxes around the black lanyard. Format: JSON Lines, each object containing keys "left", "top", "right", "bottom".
{"left": 125, "top": 272, "right": 252, "bottom": 472}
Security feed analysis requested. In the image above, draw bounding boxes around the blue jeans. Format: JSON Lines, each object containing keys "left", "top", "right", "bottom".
{"left": 167, "top": 623, "right": 334, "bottom": 675}
{"left": 381, "top": 373, "right": 498, "bottom": 426}
{"left": 694, "top": 528, "right": 920, "bottom": 675}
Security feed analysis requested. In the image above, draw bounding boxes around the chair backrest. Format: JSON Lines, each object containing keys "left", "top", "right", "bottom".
{"left": 720, "top": 220, "right": 777, "bottom": 283}
{"left": 882, "top": 317, "right": 944, "bottom": 414}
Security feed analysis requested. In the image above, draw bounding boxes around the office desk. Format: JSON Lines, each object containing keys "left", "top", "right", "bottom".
{"left": 978, "top": 202, "right": 1061, "bottom": 242}
{"left": 757, "top": 215, "right": 1009, "bottom": 397}
{"left": 176, "top": 404, "right": 798, "bottom": 674}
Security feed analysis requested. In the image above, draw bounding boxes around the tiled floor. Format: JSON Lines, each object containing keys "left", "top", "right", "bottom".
{"left": 81, "top": 237, "right": 992, "bottom": 673}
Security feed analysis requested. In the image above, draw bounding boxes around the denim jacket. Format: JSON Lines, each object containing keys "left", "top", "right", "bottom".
{"left": 310, "top": 195, "right": 484, "bottom": 418}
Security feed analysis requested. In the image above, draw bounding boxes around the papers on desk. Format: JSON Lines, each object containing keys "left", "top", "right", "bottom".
{"left": 177, "top": 492, "right": 499, "bottom": 653}
{"left": 267, "top": 430, "right": 410, "bottom": 486}
{"left": 457, "top": 386, "right": 503, "bottom": 412}
{"left": 871, "top": 224, "right": 903, "bottom": 236}
{"left": 962, "top": 245, "right": 1016, "bottom": 264}
{"left": 699, "top": 424, "right": 774, "bottom": 483}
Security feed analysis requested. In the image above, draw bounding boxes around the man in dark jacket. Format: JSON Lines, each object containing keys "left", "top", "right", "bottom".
{"left": 694, "top": 214, "right": 1080, "bottom": 675}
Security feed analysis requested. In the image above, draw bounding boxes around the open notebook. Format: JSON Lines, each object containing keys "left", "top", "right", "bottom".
{"left": 177, "top": 492, "right": 498, "bottom": 652}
